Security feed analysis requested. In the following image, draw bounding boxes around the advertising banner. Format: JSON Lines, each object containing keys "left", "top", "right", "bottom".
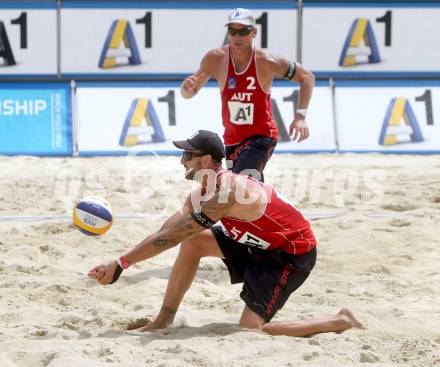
{"left": 303, "top": 4, "right": 440, "bottom": 76}
{"left": 61, "top": 4, "right": 296, "bottom": 76}
{"left": 0, "top": 4, "right": 57, "bottom": 76}
{"left": 335, "top": 80, "right": 440, "bottom": 152}
{"left": 76, "top": 81, "right": 335, "bottom": 155}
{"left": 0, "top": 84, "right": 72, "bottom": 155}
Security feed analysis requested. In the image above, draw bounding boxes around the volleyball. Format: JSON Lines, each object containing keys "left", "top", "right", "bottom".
{"left": 72, "top": 196, "right": 114, "bottom": 236}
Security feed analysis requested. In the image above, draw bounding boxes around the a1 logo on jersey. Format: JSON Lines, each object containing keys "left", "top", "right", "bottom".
{"left": 230, "top": 227, "right": 271, "bottom": 250}
{"left": 228, "top": 77, "right": 236, "bottom": 89}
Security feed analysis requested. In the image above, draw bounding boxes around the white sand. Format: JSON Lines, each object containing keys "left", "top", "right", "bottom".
{"left": 0, "top": 154, "right": 439, "bottom": 367}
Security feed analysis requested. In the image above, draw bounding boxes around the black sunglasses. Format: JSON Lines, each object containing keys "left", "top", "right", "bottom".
{"left": 182, "top": 151, "right": 208, "bottom": 161}
{"left": 227, "top": 26, "right": 254, "bottom": 36}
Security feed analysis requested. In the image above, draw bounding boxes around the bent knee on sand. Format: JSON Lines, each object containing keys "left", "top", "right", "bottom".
{"left": 180, "top": 231, "right": 223, "bottom": 259}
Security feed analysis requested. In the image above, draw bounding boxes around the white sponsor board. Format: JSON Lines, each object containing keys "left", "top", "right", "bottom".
{"left": 0, "top": 8, "right": 57, "bottom": 75}
{"left": 336, "top": 81, "right": 440, "bottom": 152}
{"left": 271, "top": 82, "right": 335, "bottom": 152}
{"left": 76, "top": 82, "right": 335, "bottom": 154}
{"left": 303, "top": 5, "right": 440, "bottom": 75}
{"left": 61, "top": 7, "right": 296, "bottom": 75}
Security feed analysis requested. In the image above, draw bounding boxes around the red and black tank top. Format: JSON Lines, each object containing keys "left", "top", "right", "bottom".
{"left": 221, "top": 46, "right": 278, "bottom": 145}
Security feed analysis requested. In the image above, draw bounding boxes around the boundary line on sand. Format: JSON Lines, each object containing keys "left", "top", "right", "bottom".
{"left": 0, "top": 211, "right": 414, "bottom": 223}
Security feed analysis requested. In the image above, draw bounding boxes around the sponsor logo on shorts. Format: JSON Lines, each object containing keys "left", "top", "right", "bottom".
{"left": 266, "top": 267, "right": 291, "bottom": 316}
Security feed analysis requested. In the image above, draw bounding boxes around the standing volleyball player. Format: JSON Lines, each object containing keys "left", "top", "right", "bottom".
{"left": 181, "top": 8, "right": 315, "bottom": 181}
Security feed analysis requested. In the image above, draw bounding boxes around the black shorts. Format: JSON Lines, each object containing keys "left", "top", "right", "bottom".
{"left": 225, "top": 135, "right": 277, "bottom": 182}
{"left": 211, "top": 226, "right": 317, "bottom": 322}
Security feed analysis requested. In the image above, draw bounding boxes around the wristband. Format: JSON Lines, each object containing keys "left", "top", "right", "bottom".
{"left": 296, "top": 108, "right": 307, "bottom": 118}
{"left": 110, "top": 263, "right": 123, "bottom": 284}
{"left": 116, "top": 256, "right": 129, "bottom": 269}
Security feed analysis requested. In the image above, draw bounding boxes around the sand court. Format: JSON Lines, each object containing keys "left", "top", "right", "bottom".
{"left": 0, "top": 154, "right": 439, "bottom": 367}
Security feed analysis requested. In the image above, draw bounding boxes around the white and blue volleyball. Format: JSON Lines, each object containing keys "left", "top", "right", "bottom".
{"left": 73, "top": 196, "right": 114, "bottom": 236}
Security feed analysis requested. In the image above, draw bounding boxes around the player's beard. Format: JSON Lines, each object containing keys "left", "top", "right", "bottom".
{"left": 184, "top": 167, "right": 195, "bottom": 180}
{"left": 184, "top": 161, "right": 205, "bottom": 181}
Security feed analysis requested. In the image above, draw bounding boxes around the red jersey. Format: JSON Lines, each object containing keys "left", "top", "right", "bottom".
{"left": 219, "top": 175, "right": 317, "bottom": 255}
{"left": 221, "top": 46, "right": 278, "bottom": 145}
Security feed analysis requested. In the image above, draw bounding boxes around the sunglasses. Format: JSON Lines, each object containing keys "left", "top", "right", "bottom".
{"left": 182, "top": 151, "right": 207, "bottom": 161}
{"left": 227, "top": 26, "right": 254, "bottom": 36}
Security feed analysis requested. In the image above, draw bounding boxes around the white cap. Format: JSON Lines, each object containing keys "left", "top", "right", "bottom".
{"left": 225, "top": 8, "right": 256, "bottom": 27}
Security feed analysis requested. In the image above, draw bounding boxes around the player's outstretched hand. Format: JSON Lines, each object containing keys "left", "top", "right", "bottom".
{"left": 88, "top": 261, "right": 118, "bottom": 285}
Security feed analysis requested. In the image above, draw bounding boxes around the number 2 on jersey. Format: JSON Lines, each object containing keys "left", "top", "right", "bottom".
{"left": 246, "top": 77, "right": 256, "bottom": 90}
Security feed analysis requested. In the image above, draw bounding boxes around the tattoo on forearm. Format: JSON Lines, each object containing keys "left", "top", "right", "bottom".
{"left": 152, "top": 215, "right": 203, "bottom": 252}
{"left": 161, "top": 306, "right": 177, "bottom": 315}
{"left": 152, "top": 238, "right": 170, "bottom": 251}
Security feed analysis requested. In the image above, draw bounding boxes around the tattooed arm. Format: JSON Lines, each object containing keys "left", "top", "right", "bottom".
{"left": 124, "top": 182, "right": 236, "bottom": 265}
{"left": 123, "top": 211, "right": 203, "bottom": 265}
{"left": 88, "top": 183, "right": 237, "bottom": 285}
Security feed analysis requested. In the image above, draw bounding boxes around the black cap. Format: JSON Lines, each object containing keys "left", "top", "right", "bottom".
{"left": 173, "top": 130, "right": 226, "bottom": 162}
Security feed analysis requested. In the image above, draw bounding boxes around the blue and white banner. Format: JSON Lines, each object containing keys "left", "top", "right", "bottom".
{"left": 75, "top": 81, "right": 335, "bottom": 155}
{"left": 60, "top": 4, "right": 296, "bottom": 76}
{"left": 335, "top": 80, "right": 440, "bottom": 153}
{"left": 303, "top": 3, "right": 440, "bottom": 77}
{"left": 0, "top": 84, "right": 72, "bottom": 155}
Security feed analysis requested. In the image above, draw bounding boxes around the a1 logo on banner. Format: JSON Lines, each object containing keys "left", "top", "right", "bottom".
{"left": 99, "top": 19, "right": 141, "bottom": 69}
{"left": 0, "top": 12, "right": 27, "bottom": 66}
{"left": 119, "top": 97, "right": 165, "bottom": 146}
{"left": 98, "top": 13, "right": 151, "bottom": 69}
{"left": 339, "top": 10, "right": 392, "bottom": 67}
{"left": 0, "top": 8, "right": 56, "bottom": 74}
{"left": 118, "top": 89, "right": 178, "bottom": 146}
{"left": 379, "top": 90, "right": 434, "bottom": 146}
{"left": 62, "top": 8, "right": 296, "bottom": 75}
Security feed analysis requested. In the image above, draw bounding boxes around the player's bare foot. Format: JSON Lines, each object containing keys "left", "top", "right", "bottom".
{"left": 138, "top": 320, "right": 171, "bottom": 332}
{"left": 126, "top": 317, "right": 171, "bottom": 331}
{"left": 126, "top": 317, "right": 151, "bottom": 330}
{"left": 338, "top": 308, "right": 365, "bottom": 330}
{"left": 127, "top": 306, "right": 177, "bottom": 331}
